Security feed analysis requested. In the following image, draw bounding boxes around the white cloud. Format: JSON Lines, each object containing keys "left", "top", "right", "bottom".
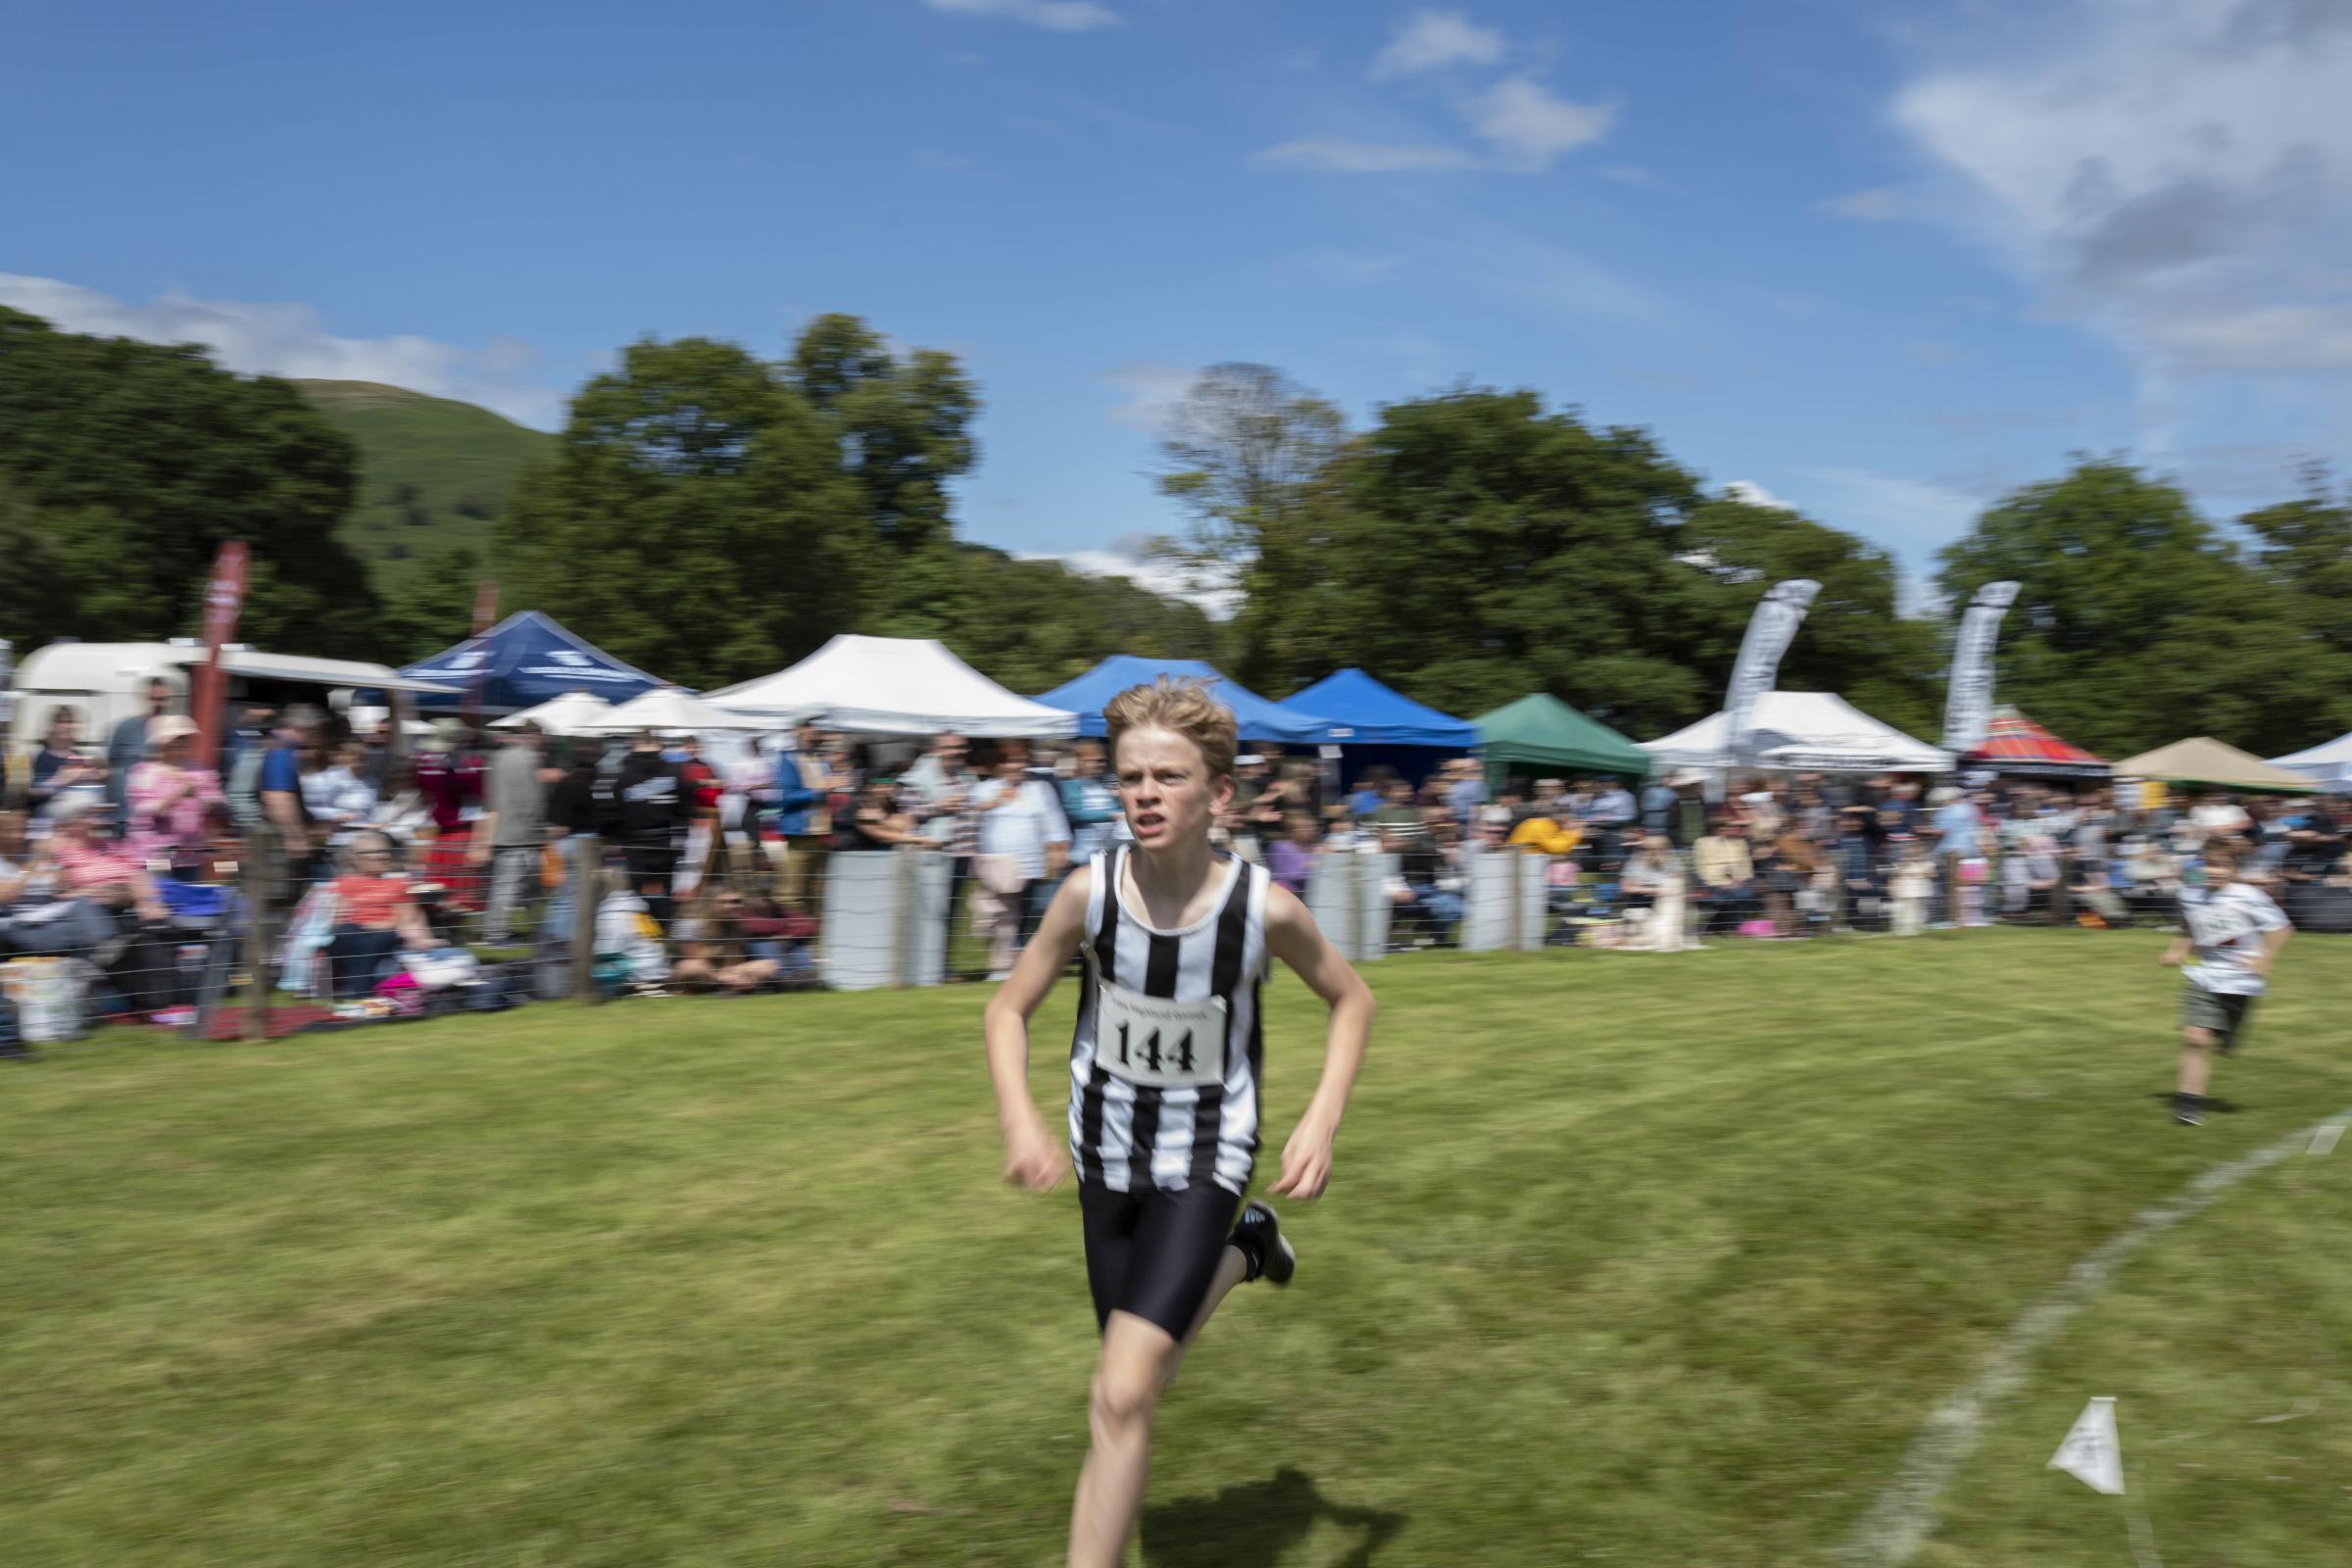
{"left": 1820, "top": 186, "right": 1905, "bottom": 221}
{"left": 1016, "top": 549, "right": 1240, "bottom": 618}
{"left": 1097, "top": 361, "right": 1200, "bottom": 432}
{"left": 1469, "top": 76, "right": 1613, "bottom": 169}
{"left": 922, "top": 0, "right": 1118, "bottom": 31}
{"left": 1888, "top": 0, "right": 2352, "bottom": 376}
{"left": 1250, "top": 136, "right": 1477, "bottom": 173}
{"left": 1724, "top": 480, "right": 1791, "bottom": 510}
{"left": 0, "top": 272, "right": 563, "bottom": 428}
{"left": 1368, "top": 10, "right": 1506, "bottom": 81}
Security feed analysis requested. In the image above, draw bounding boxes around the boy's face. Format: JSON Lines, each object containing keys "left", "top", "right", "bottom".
{"left": 1113, "top": 725, "right": 1230, "bottom": 853}
{"left": 2203, "top": 855, "right": 2238, "bottom": 888}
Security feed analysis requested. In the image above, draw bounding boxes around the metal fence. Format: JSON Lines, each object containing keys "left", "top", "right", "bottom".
{"left": 11, "top": 816, "right": 2335, "bottom": 1050}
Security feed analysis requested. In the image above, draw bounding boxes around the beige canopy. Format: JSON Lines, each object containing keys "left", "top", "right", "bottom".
{"left": 2111, "top": 736, "right": 2317, "bottom": 794}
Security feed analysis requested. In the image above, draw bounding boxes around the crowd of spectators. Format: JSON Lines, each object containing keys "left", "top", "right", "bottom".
{"left": 9, "top": 690, "right": 2352, "bottom": 1044}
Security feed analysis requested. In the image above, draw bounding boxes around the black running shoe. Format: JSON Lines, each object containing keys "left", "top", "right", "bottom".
{"left": 1232, "top": 1200, "right": 1296, "bottom": 1287}
{"left": 2175, "top": 1096, "right": 2205, "bottom": 1127}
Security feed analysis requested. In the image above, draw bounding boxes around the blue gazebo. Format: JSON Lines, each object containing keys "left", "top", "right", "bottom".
{"left": 1033, "top": 657, "right": 1333, "bottom": 744}
{"left": 1285, "top": 667, "right": 1479, "bottom": 787}
{"left": 397, "top": 611, "right": 671, "bottom": 714}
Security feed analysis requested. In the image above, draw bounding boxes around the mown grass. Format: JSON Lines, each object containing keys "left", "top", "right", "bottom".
{"left": 3, "top": 930, "right": 2348, "bottom": 1566}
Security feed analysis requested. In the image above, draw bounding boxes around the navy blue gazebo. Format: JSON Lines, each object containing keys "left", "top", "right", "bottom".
{"left": 1285, "top": 666, "right": 1479, "bottom": 786}
{"left": 397, "top": 611, "right": 671, "bottom": 714}
{"left": 1033, "top": 657, "right": 1334, "bottom": 745}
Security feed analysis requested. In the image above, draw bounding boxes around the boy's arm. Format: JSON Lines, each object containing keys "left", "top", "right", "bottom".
{"left": 2251, "top": 918, "right": 2292, "bottom": 975}
{"left": 2159, "top": 935, "right": 2190, "bottom": 965}
{"left": 1263, "top": 883, "right": 1375, "bottom": 1201}
{"left": 981, "top": 869, "right": 1092, "bottom": 1191}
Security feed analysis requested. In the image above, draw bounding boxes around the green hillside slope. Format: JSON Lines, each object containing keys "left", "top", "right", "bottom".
{"left": 295, "top": 380, "right": 552, "bottom": 588}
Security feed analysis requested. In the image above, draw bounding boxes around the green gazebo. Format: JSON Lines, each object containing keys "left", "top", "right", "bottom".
{"left": 1474, "top": 693, "right": 1651, "bottom": 786}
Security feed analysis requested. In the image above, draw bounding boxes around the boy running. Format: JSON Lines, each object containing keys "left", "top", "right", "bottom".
{"left": 983, "top": 680, "right": 1375, "bottom": 1568}
{"left": 2161, "top": 839, "right": 2291, "bottom": 1126}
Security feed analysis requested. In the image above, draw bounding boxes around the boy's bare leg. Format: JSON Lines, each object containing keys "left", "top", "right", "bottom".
{"left": 1067, "top": 1247, "right": 1250, "bottom": 1568}
{"left": 2178, "top": 1026, "right": 2214, "bottom": 1101}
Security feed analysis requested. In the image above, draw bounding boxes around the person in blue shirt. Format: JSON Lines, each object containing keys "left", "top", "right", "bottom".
{"left": 1930, "top": 785, "right": 1981, "bottom": 928}
{"left": 1057, "top": 740, "right": 1124, "bottom": 869}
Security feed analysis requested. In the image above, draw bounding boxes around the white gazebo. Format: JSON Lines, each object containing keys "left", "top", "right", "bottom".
{"left": 706, "top": 634, "right": 1078, "bottom": 738}
{"left": 588, "top": 686, "right": 765, "bottom": 735}
{"left": 1642, "top": 690, "right": 1952, "bottom": 774}
{"left": 2269, "top": 730, "right": 2352, "bottom": 785}
{"left": 493, "top": 691, "right": 614, "bottom": 736}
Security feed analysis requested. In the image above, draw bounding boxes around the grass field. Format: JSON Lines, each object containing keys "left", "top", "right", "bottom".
{"left": 5, "top": 930, "right": 2350, "bottom": 1566}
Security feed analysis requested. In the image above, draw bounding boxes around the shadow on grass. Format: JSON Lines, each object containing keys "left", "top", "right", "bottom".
{"left": 1141, "top": 1465, "right": 1404, "bottom": 1567}
{"left": 2147, "top": 1093, "right": 2244, "bottom": 1113}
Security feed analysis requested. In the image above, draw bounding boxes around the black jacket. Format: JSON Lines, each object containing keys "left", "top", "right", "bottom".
{"left": 603, "top": 752, "right": 687, "bottom": 843}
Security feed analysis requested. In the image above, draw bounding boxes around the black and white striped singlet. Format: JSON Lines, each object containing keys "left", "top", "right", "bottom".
{"left": 1068, "top": 846, "right": 1269, "bottom": 1197}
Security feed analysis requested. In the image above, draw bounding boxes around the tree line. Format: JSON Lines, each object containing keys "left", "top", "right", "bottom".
{"left": 2, "top": 303, "right": 2347, "bottom": 758}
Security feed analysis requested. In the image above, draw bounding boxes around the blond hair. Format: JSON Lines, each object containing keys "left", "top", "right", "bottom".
{"left": 1102, "top": 677, "right": 1238, "bottom": 780}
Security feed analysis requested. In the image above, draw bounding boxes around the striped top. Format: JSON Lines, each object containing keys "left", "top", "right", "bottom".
{"left": 1069, "top": 846, "right": 1270, "bottom": 1196}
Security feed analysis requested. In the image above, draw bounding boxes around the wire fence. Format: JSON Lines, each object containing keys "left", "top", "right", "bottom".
{"left": 7, "top": 816, "right": 2344, "bottom": 1051}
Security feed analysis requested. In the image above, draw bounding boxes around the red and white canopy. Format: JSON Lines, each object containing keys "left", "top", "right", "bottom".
{"left": 1965, "top": 706, "right": 2110, "bottom": 777}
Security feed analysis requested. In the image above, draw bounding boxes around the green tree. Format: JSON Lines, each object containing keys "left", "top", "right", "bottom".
{"left": 0, "top": 306, "right": 382, "bottom": 655}
{"left": 2243, "top": 471, "right": 2352, "bottom": 662}
{"left": 1152, "top": 363, "right": 1348, "bottom": 612}
{"left": 376, "top": 544, "right": 487, "bottom": 665}
{"left": 1936, "top": 458, "right": 2352, "bottom": 758}
{"left": 1233, "top": 385, "right": 1934, "bottom": 740}
{"left": 497, "top": 334, "right": 868, "bottom": 690}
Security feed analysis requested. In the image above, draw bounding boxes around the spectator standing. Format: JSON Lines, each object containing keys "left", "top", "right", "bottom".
{"left": 475, "top": 722, "right": 549, "bottom": 943}
{"left": 1590, "top": 775, "right": 1646, "bottom": 832}
{"left": 902, "top": 731, "right": 981, "bottom": 953}
{"left": 971, "top": 742, "right": 1070, "bottom": 981}
{"left": 124, "top": 715, "right": 224, "bottom": 871}
{"left": 303, "top": 738, "right": 379, "bottom": 859}
{"left": 260, "top": 706, "right": 325, "bottom": 897}
{"left": 772, "top": 719, "right": 837, "bottom": 912}
{"left": 1931, "top": 785, "right": 1980, "bottom": 929}
{"left": 105, "top": 678, "right": 175, "bottom": 833}
{"left": 608, "top": 730, "right": 689, "bottom": 930}
{"left": 1268, "top": 811, "right": 1320, "bottom": 897}
{"left": 1058, "top": 739, "right": 1124, "bottom": 869}
{"left": 1640, "top": 773, "right": 1679, "bottom": 838}
{"left": 1445, "top": 758, "right": 1489, "bottom": 836}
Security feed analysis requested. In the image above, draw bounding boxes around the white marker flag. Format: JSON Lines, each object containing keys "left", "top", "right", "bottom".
{"left": 2048, "top": 1396, "right": 2125, "bottom": 1494}
{"left": 1723, "top": 578, "right": 1821, "bottom": 768}
{"left": 1941, "top": 580, "right": 2021, "bottom": 754}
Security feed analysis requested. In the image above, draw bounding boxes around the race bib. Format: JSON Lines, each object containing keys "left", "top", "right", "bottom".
{"left": 1095, "top": 979, "right": 1227, "bottom": 1090}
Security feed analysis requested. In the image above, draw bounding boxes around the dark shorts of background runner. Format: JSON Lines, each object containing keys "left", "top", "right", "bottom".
{"left": 2180, "top": 983, "right": 2255, "bottom": 1048}
{"left": 1078, "top": 1179, "right": 1243, "bottom": 1340}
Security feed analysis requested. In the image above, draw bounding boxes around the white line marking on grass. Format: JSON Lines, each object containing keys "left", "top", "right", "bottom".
{"left": 1842, "top": 1106, "right": 2352, "bottom": 1566}
{"left": 2309, "top": 1124, "right": 2344, "bottom": 1156}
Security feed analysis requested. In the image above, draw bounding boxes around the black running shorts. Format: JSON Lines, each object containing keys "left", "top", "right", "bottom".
{"left": 1078, "top": 1179, "right": 1242, "bottom": 1340}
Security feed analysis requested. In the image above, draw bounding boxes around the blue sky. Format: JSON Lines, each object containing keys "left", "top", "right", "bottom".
{"left": 7, "top": 0, "right": 2350, "bottom": 611}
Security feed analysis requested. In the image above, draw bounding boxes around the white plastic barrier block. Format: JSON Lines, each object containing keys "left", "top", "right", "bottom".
{"left": 820, "top": 851, "right": 905, "bottom": 992}
{"left": 899, "top": 851, "right": 951, "bottom": 989}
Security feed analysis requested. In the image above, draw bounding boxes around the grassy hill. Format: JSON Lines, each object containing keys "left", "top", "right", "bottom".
{"left": 295, "top": 380, "right": 553, "bottom": 589}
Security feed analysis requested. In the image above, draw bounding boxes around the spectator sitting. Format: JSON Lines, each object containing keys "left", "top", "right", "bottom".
{"left": 323, "top": 832, "right": 434, "bottom": 1002}
{"left": 1691, "top": 816, "right": 1757, "bottom": 933}
{"left": 41, "top": 793, "right": 174, "bottom": 1012}
{"left": 1888, "top": 841, "right": 1936, "bottom": 936}
{"left": 1833, "top": 805, "right": 1883, "bottom": 929}
{"left": 1621, "top": 835, "right": 1691, "bottom": 952}
{"left": 2070, "top": 858, "right": 2132, "bottom": 927}
{"left": 28, "top": 706, "right": 108, "bottom": 822}
{"left": 368, "top": 759, "right": 434, "bottom": 859}
{"left": 124, "top": 715, "right": 225, "bottom": 873}
{"left": 671, "top": 884, "right": 783, "bottom": 994}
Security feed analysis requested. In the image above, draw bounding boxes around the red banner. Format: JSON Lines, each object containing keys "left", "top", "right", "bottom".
{"left": 466, "top": 578, "right": 500, "bottom": 723}
{"left": 190, "top": 540, "right": 250, "bottom": 771}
